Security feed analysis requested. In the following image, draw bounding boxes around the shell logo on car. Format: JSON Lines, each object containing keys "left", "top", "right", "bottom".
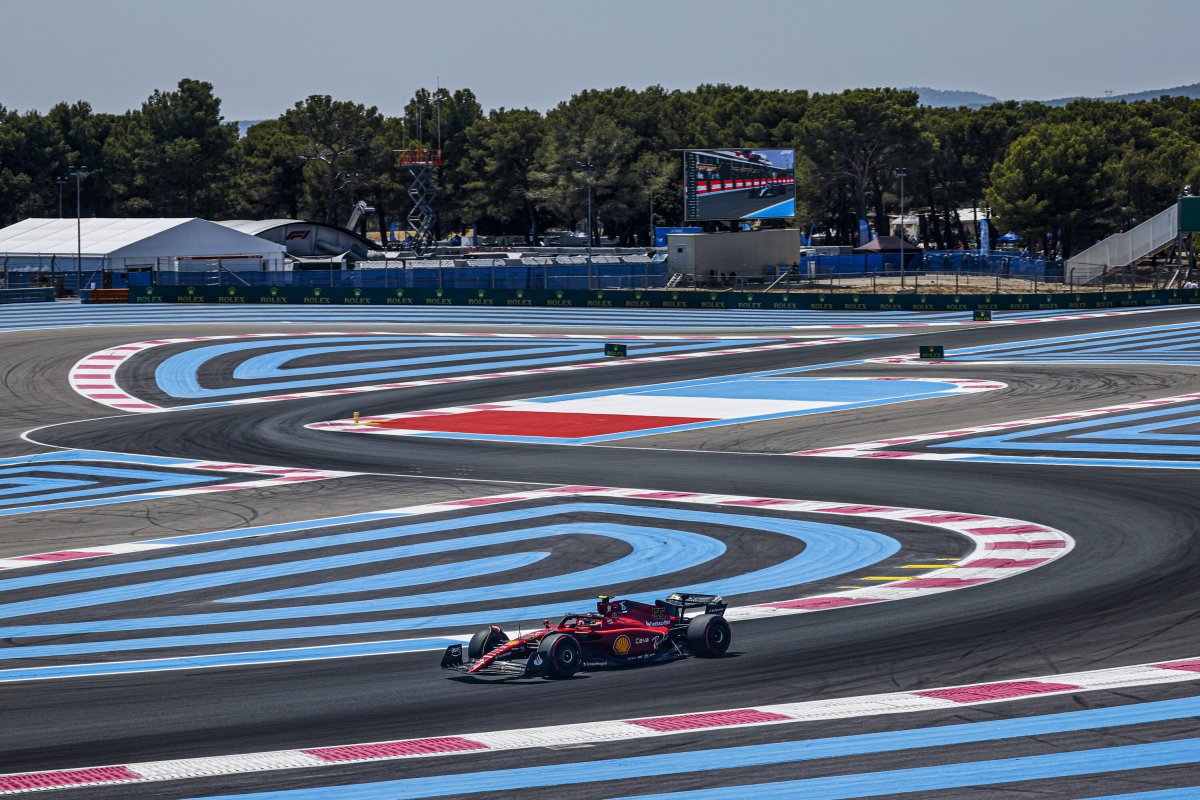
{"left": 613, "top": 635, "right": 631, "bottom": 655}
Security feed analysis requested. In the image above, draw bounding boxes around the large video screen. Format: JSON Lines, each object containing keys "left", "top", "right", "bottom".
{"left": 683, "top": 148, "right": 795, "bottom": 221}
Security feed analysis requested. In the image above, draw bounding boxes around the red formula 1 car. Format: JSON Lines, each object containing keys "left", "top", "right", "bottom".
{"left": 440, "top": 593, "right": 731, "bottom": 679}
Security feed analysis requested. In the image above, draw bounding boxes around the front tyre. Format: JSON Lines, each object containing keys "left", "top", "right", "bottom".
{"left": 686, "top": 614, "right": 731, "bottom": 657}
{"left": 468, "top": 626, "right": 508, "bottom": 659}
{"left": 538, "top": 633, "right": 582, "bottom": 678}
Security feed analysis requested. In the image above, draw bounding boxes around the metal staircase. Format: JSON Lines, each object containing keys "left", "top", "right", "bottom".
{"left": 1066, "top": 203, "right": 1179, "bottom": 284}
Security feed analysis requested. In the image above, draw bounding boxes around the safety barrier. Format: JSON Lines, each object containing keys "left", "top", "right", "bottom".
{"left": 80, "top": 289, "right": 130, "bottom": 304}
{"left": 0, "top": 287, "right": 54, "bottom": 304}
{"left": 122, "top": 284, "right": 1200, "bottom": 311}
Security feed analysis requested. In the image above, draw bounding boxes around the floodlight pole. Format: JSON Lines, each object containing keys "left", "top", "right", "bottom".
{"left": 896, "top": 167, "right": 907, "bottom": 288}
{"left": 646, "top": 169, "right": 656, "bottom": 247}
{"left": 69, "top": 166, "right": 87, "bottom": 295}
{"left": 581, "top": 162, "right": 596, "bottom": 289}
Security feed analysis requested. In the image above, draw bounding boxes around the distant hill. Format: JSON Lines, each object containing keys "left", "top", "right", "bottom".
{"left": 1043, "top": 81, "right": 1200, "bottom": 106}
{"left": 913, "top": 82, "right": 1200, "bottom": 109}
{"left": 909, "top": 87, "right": 1000, "bottom": 108}
{"left": 235, "top": 120, "right": 265, "bottom": 138}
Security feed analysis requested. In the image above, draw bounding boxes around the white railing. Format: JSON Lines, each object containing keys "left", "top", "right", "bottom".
{"left": 1067, "top": 203, "right": 1178, "bottom": 283}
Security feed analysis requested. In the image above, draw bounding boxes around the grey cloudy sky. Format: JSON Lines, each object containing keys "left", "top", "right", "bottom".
{"left": 2, "top": 0, "right": 1197, "bottom": 121}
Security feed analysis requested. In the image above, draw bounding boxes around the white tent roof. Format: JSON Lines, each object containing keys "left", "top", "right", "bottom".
{"left": 218, "top": 219, "right": 297, "bottom": 236}
{"left": 954, "top": 208, "right": 991, "bottom": 223}
{"left": 0, "top": 218, "right": 285, "bottom": 258}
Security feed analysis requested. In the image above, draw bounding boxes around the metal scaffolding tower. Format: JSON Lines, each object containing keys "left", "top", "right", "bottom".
{"left": 396, "top": 148, "right": 442, "bottom": 256}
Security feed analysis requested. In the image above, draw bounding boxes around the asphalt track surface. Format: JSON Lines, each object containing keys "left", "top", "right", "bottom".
{"left": 5, "top": 304, "right": 1200, "bottom": 799}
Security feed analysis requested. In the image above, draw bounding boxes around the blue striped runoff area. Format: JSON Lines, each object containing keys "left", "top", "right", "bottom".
{"left": 0, "top": 503, "right": 897, "bottom": 675}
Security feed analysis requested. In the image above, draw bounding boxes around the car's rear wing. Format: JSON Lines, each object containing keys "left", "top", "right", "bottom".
{"left": 658, "top": 592, "right": 726, "bottom": 618}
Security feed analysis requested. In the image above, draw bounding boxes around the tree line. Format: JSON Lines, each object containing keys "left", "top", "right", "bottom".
{"left": 3, "top": 78, "right": 1200, "bottom": 257}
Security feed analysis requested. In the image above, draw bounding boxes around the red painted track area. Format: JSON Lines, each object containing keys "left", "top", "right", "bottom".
{"left": 371, "top": 409, "right": 716, "bottom": 436}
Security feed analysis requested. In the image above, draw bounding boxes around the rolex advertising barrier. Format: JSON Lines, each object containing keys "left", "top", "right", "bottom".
{"left": 116, "top": 284, "right": 1200, "bottom": 311}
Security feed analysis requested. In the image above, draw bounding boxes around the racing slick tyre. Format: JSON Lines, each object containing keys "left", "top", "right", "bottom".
{"left": 468, "top": 626, "right": 508, "bottom": 659}
{"left": 686, "top": 614, "right": 731, "bottom": 657}
{"left": 538, "top": 633, "right": 582, "bottom": 679}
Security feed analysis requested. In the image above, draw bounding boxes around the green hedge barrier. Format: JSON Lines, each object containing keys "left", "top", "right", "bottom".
{"left": 126, "top": 284, "right": 1200, "bottom": 312}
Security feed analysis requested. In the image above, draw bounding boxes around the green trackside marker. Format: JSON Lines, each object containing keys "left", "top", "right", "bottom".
{"left": 605, "top": 343, "right": 628, "bottom": 358}
{"left": 919, "top": 345, "right": 945, "bottom": 359}
{"left": 973, "top": 309, "right": 992, "bottom": 321}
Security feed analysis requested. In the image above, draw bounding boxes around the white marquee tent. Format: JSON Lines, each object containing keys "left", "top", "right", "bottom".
{"left": 0, "top": 218, "right": 287, "bottom": 277}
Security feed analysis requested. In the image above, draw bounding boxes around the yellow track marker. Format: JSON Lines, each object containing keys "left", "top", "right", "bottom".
{"left": 861, "top": 576, "right": 913, "bottom": 581}
{"left": 902, "top": 564, "right": 958, "bottom": 569}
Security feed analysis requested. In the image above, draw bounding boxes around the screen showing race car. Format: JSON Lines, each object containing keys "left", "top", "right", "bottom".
{"left": 683, "top": 148, "right": 796, "bottom": 221}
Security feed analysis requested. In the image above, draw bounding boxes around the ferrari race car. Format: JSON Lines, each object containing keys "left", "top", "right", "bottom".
{"left": 440, "top": 593, "right": 731, "bottom": 679}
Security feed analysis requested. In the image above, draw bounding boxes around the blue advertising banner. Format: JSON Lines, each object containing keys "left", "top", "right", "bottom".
{"left": 656, "top": 227, "right": 702, "bottom": 247}
{"left": 980, "top": 219, "right": 991, "bottom": 253}
{"left": 859, "top": 220, "right": 870, "bottom": 245}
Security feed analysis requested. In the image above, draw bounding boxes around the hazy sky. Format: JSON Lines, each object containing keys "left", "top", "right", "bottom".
{"left": 2, "top": 0, "right": 1197, "bottom": 121}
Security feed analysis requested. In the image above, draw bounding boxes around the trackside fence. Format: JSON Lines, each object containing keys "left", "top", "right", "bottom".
{"left": 790, "top": 252, "right": 1059, "bottom": 281}
{"left": 148, "top": 264, "right": 672, "bottom": 291}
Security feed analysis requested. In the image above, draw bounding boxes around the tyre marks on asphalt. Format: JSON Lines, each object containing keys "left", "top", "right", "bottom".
{"left": 0, "top": 450, "right": 352, "bottom": 522}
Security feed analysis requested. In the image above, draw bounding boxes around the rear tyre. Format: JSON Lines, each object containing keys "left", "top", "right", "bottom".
{"left": 467, "top": 626, "right": 508, "bottom": 659}
{"left": 686, "top": 614, "right": 731, "bottom": 657}
{"left": 538, "top": 633, "right": 582, "bottom": 679}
